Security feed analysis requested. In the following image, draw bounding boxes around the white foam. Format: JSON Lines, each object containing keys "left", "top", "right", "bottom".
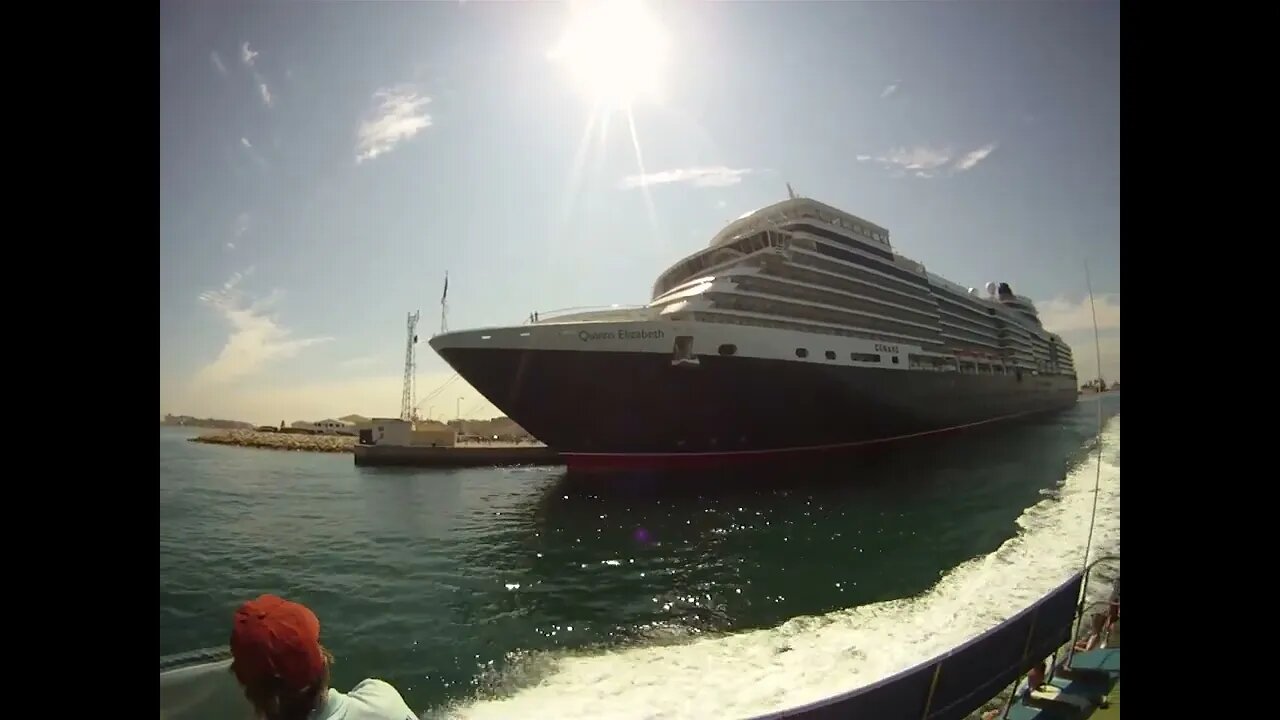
{"left": 437, "top": 415, "right": 1121, "bottom": 720}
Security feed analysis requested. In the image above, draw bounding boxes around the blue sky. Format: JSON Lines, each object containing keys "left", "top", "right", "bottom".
{"left": 160, "top": 0, "right": 1120, "bottom": 425}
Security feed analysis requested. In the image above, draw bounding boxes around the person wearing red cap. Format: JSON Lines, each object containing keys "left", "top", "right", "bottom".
{"left": 229, "top": 594, "right": 417, "bottom": 720}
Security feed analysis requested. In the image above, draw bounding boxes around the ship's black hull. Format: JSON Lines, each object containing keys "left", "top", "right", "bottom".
{"left": 437, "top": 347, "right": 1078, "bottom": 470}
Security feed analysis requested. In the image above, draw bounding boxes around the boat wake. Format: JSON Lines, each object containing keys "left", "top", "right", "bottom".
{"left": 428, "top": 415, "right": 1121, "bottom": 720}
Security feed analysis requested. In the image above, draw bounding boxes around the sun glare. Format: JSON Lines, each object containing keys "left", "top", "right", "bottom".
{"left": 548, "top": 0, "right": 670, "bottom": 108}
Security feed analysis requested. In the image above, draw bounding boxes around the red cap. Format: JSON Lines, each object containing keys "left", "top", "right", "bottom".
{"left": 229, "top": 595, "right": 325, "bottom": 692}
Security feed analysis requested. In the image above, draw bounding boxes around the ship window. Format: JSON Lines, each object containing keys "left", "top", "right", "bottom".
{"left": 824, "top": 350, "right": 836, "bottom": 360}
{"left": 796, "top": 348, "right": 809, "bottom": 358}
{"left": 892, "top": 356, "right": 900, "bottom": 364}
{"left": 851, "top": 352, "right": 880, "bottom": 363}
{"left": 718, "top": 343, "right": 737, "bottom": 356}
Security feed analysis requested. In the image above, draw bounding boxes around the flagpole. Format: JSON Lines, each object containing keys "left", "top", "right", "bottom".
{"left": 438, "top": 271, "right": 449, "bottom": 336}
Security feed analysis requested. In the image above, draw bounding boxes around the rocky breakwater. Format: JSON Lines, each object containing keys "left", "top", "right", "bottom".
{"left": 190, "top": 430, "right": 357, "bottom": 453}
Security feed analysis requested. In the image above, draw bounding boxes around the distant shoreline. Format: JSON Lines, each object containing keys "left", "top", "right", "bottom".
{"left": 190, "top": 429, "right": 356, "bottom": 453}
{"left": 162, "top": 416, "right": 253, "bottom": 431}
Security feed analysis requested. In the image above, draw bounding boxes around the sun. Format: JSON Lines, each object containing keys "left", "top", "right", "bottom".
{"left": 548, "top": 0, "right": 670, "bottom": 108}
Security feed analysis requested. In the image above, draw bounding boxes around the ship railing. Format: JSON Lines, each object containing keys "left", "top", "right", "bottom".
{"left": 522, "top": 304, "right": 651, "bottom": 324}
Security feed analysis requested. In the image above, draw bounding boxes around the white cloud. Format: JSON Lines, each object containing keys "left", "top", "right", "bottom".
{"left": 211, "top": 51, "right": 228, "bottom": 77}
{"left": 620, "top": 166, "right": 754, "bottom": 189}
{"left": 954, "top": 142, "right": 997, "bottom": 172}
{"left": 1052, "top": 329, "right": 1120, "bottom": 384}
{"left": 226, "top": 242, "right": 236, "bottom": 251}
{"left": 885, "top": 146, "right": 952, "bottom": 171}
{"left": 355, "top": 85, "right": 433, "bottom": 163}
{"left": 1037, "top": 293, "right": 1120, "bottom": 335}
{"left": 241, "top": 137, "right": 252, "bottom": 149}
{"left": 880, "top": 81, "right": 900, "bottom": 98}
{"left": 1036, "top": 294, "right": 1121, "bottom": 383}
{"left": 193, "top": 270, "right": 332, "bottom": 386}
{"left": 859, "top": 142, "right": 998, "bottom": 179}
{"left": 236, "top": 42, "right": 273, "bottom": 107}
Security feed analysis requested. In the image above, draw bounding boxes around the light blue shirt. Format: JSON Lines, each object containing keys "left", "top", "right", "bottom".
{"left": 313, "top": 679, "right": 417, "bottom": 720}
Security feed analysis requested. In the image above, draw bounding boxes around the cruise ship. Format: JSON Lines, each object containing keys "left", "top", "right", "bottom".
{"left": 429, "top": 195, "right": 1079, "bottom": 470}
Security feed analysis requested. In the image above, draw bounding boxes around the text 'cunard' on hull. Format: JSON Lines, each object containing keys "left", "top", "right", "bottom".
{"left": 429, "top": 195, "right": 1079, "bottom": 471}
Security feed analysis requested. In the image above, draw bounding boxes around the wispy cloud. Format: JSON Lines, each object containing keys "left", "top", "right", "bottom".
{"left": 210, "top": 51, "right": 228, "bottom": 77}
{"left": 194, "top": 270, "right": 332, "bottom": 386}
{"left": 239, "top": 138, "right": 268, "bottom": 169}
{"left": 880, "top": 81, "right": 901, "bottom": 99}
{"left": 238, "top": 41, "right": 273, "bottom": 108}
{"left": 231, "top": 212, "right": 250, "bottom": 245}
{"left": 620, "top": 166, "right": 754, "bottom": 189}
{"left": 338, "top": 355, "right": 384, "bottom": 370}
{"left": 856, "top": 142, "right": 998, "bottom": 179}
{"left": 954, "top": 143, "right": 998, "bottom": 172}
{"left": 890, "top": 146, "right": 952, "bottom": 171}
{"left": 356, "top": 85, "right": 433, "bottom": 163}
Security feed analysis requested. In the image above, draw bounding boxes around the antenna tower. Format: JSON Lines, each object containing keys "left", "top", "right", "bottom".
{"left": 401, "top": 310, "right": 421, "bottom": 421}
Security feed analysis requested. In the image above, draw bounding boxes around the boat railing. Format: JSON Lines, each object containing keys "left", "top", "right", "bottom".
{"left": 159, "top": 645, "right": 231, "bottom": 673}
{"left": 160, "top": 645, "right": 255, "bottom": 720}
{"left": 160, "top": 560, "right": 1118, "bottom": 720}
{"left": 751, "top": 554, "right": 1118, "bottom": 720}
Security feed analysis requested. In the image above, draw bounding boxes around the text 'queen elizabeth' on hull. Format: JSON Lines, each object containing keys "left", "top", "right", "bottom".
{"left": 430, "top": 195, "right": 1080, "bottom": 470}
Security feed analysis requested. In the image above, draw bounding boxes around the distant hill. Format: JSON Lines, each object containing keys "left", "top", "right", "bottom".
{"left": 161, "top": 414, "right": 254, "bottom": 430}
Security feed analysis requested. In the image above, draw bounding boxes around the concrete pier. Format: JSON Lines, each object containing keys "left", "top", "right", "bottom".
{"left": 353, "top": 442, "right": 563, "bottom": 468}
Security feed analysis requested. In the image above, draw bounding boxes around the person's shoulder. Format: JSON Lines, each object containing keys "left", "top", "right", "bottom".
{"left": 347, "top": 678, "right": 417, "bottom": 718}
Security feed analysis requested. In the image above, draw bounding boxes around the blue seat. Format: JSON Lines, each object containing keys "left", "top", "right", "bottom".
{"left": 1004, "top": 700, "right": 1076, "bottom": 720}
{"left": 1067, "top": 648, "right": 1120, "bottom": 675}
{"left": 1047, "top": 673, "right": 1111, "bottom": 700}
